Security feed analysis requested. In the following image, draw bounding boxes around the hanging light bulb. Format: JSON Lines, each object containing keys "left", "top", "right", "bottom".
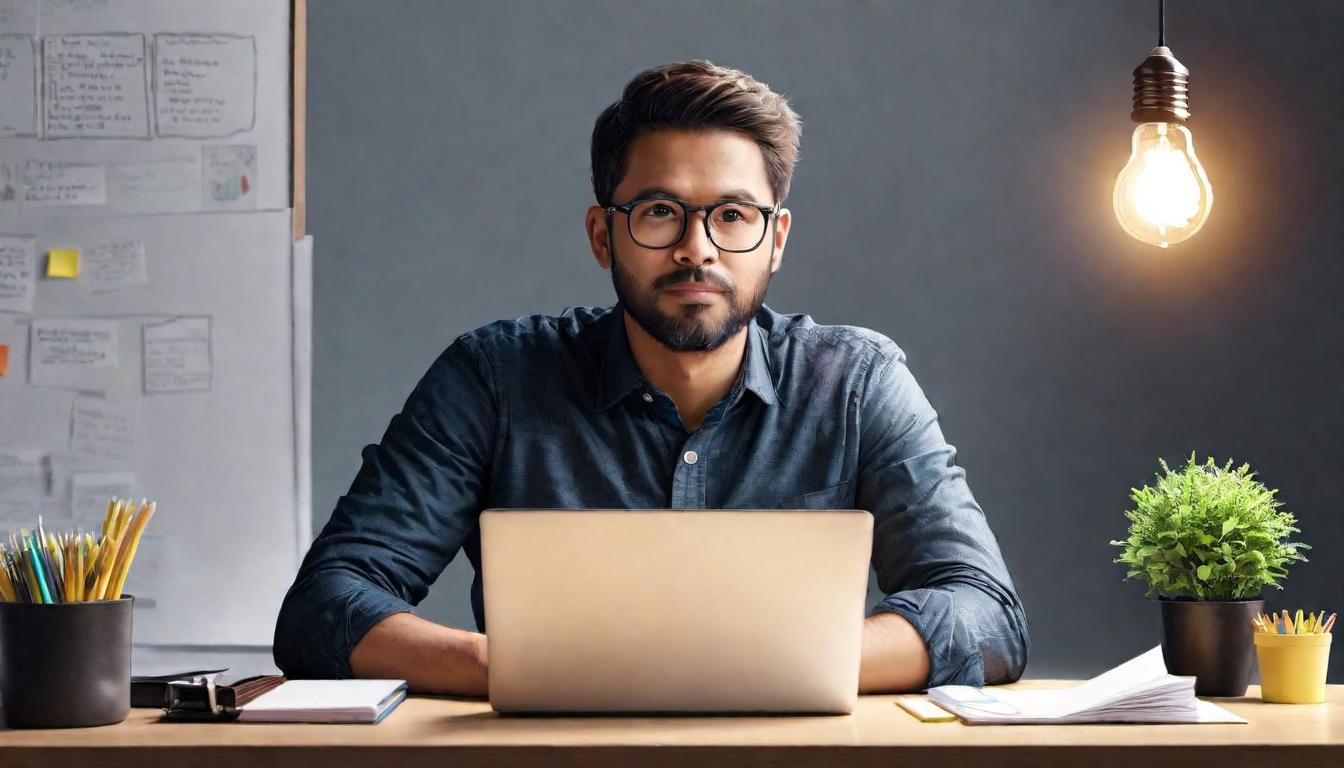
{"left": 1113, "top": 1, "right": 1212, "bottom": 248}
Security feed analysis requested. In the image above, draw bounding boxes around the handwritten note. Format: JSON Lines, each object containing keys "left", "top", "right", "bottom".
{"left": 23, "top": 160, "right": 107, "bottom": 207}
{"left": 0, "top": 449, "right": 44, "bottom": 499}
{"left": 0, "top": 234, "right": 36, "bottom": 313}
{"left": 108, "top": 159, "right": 199, "bottom": 214}
{"left": 70, "top": 395, "right": 137, "bottom": 464}
{"left": 0, "top": 34, "right": 37, "bottom": 137}
{"left": 43, "top": 33, "right": 150, "bottom": 139}
{"left": 71, "top": 471, "right": 136, "bottom": 526}
{"left": 29, "top": 318, "right": 119, "bottom": 388}
{"left": 143, "top": 316, "right": 211, "bottom": 393}
{"left": 154, "top": 34, "right": 256, "bottom": 138}
{"left": 86, "top": 239, "right": 148, "bottom": 293}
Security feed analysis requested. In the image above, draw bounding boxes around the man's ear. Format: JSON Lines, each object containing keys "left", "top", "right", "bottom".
{"left": 769, "top": 207, "right": 791, "bottom": 274}
{"left": 586, "top": 205, "right": 612, "bottom": 269}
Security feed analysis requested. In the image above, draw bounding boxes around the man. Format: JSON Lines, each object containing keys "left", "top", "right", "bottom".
{"left": 275, "top": 60, "right": 1029, "bottom": 695}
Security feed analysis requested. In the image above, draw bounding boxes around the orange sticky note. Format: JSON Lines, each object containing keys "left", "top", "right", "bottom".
{"left": 0, "top": 344, "right": 8, "bottom": 376}
{"left": 47, "top": 248, "right": 80, "bottom": 278}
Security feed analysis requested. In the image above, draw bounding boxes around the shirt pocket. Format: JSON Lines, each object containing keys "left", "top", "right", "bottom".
{"left": 773, "top": 480, "right": 853, "bottom": 510}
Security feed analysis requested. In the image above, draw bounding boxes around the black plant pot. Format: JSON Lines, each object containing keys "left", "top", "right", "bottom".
{"left": 1158, "top": 597, "right": 1263, "bottom": 697}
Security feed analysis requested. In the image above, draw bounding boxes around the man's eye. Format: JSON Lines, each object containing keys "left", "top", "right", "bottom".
{"left": 646, "top": 204, "right": 676, "bottom": 217}
{"left": 716, "top": 206, "right": 749, "bottom": 223}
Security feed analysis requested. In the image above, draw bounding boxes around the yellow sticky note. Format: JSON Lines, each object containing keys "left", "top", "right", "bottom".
{"left": 0, "top": 343, "right": 8, "bottom": 376}
{"left": 47, "top": 248, "right": 80, "bottom": 278}
{"left": 896, "top": 696, "right": 957, "bottom": 722}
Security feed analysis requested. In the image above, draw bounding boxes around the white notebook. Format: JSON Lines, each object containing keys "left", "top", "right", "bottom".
{"left": 927, "top": 647, "right": 1247, "bottom": 725}
{"left": 237, "top": 679, "right": 408, "bottom": 723}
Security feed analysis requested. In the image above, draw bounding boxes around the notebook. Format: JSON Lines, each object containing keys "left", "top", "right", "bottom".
{"left": 927, "top": 646, "right": 1247, "bottom": 725}
{"left": 235, "top": 679, "right": 408, "bottom": 723}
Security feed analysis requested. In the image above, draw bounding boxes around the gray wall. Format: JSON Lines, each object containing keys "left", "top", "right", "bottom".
{"left": 307, "top": 0, "right": 1344, "bottom": 682}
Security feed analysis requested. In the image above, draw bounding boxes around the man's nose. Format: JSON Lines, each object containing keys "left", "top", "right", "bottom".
{"left": 672, "top": 212, "right": 717, "bottom": 267}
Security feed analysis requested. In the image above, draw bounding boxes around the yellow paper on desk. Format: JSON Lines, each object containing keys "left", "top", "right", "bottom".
{"left": 896, "top": 696, "right": 957, "bottom": 722}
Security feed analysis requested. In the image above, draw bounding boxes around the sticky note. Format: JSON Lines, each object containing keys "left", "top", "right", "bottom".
{"left": 47, "top": 248, "right": 80, "bottom": 278}
{"left": 0, "top": 344, "right": 8, "bottom": 376}
{"left": 896, "top": 696, "right": 957, "bottom": 722}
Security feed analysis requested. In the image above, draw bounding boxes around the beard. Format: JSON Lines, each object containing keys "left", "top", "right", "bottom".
{"left": 610, "top": 242, "right": 772, "bottom": 353}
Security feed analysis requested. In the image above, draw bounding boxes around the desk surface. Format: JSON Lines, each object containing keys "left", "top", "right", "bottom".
{"left": 3, "top": 680, "right": 1342, "bottom": 768}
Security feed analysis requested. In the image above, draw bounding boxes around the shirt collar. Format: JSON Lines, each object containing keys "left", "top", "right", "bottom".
{"left": 594, "top": 305, "right": 781, "bottom": 412}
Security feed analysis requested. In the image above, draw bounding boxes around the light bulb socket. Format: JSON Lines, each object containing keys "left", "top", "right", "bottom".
{"left": 1130, "top": 46, "right": 1191, "bottom": 123}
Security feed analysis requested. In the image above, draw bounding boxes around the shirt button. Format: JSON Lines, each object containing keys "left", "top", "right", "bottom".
{"left": 683, "top": 450, "right": 699, "bottom": 465}
{"left": 641, "top": 392, "right": 654, "bottom": 403}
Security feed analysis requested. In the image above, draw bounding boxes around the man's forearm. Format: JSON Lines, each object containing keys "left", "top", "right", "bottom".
{"left": 859, "top": 611, "right": 931, "bottom": 693}
{"left": 349, "top": 612, "right": 489, "bottom": 696}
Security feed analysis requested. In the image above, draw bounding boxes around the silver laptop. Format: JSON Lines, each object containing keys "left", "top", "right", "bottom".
{"left": 480, "top": 508, "right": 873, "bottom": 714}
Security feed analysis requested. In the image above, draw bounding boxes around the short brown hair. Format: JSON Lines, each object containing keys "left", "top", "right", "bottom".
{"left": 590, "top": 60, "right": 802, "bottom": 207}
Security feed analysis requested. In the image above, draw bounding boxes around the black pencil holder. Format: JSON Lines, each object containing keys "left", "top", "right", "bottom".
{"left": 0, "top": 596, "right": 133, "bottom": 728}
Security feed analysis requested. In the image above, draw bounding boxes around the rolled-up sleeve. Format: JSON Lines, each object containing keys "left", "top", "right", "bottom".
{"left": 273, "top": 336, "right": 496, "bottom": 678}
{"left": 858, "top": 348, "right": 1030, "bottom": 689}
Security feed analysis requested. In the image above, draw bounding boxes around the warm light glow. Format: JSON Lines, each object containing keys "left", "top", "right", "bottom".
{"left": 1113, "top": 122, "right": 1213, "bottom": 248}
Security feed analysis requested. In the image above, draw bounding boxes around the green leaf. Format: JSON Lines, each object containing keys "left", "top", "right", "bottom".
{"left": 1222, "top": 517, "right": 1238, "bottom": 537}
{"left": 1197, "top": 564, "right": 1212, "bottom": 581}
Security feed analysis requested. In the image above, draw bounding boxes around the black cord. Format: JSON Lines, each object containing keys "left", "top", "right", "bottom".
{"left": 1159, "top": 0, "right": 1166, "bottom": 46}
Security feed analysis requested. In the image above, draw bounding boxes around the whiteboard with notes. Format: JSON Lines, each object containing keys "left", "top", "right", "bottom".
{"left": 0, "top": 0, "right": 307, "bottom": 646}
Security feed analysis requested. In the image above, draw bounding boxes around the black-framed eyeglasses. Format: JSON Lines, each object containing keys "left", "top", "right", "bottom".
{"left": 605, "top": 195, "right": 779, "bottom": 253}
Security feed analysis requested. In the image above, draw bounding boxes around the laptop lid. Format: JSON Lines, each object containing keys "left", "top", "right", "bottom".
{"left": 481, "top": 508, "right": 873, "bottom": 714}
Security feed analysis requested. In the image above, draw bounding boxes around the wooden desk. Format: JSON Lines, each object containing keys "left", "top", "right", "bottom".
{"left": 2, "top": 680, "right": 1341, "bottom": 767}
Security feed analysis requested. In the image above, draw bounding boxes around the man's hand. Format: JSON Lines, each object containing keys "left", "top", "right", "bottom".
{"left": 859, "top": 611, "right": 931, "bottom": 693}
{"left": 349, "top": 612, "right": 489, "bottom": 697}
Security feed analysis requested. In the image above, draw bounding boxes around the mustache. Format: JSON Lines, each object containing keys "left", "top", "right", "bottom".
{"left": 654, "top": 267, "right": 734, "bottom": 293}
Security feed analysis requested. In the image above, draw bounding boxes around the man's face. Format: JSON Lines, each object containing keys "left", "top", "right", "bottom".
{"left": 587, "top": 129, "right": 791, "bottom": 352}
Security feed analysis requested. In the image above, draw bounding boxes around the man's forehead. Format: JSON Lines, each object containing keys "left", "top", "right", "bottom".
{"left": 617, "top": 129, "right": 772, "bottom": 202}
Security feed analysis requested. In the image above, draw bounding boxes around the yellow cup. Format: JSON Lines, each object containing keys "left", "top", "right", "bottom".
{"left": 1253, "top": 631, "right": 1332, "bottom": 704}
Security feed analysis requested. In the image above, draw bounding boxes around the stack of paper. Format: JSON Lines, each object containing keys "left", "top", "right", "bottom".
{"left": 928, "top": 647, "right": 1246, "bottom": 724}
{"left": 237, "top": 679, "right": 408, "bottom": 724}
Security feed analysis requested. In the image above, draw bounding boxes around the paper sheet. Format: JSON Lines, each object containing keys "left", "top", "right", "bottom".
{"left": 43, "top": 33, "right": 151, "bottom": 139}
{"left": 23, "top": 160, "right": 107, "bottom": 207}
{"left": 202, "top": 144, "right": 257, "bottom": 210}
{"left": 70, "top": 394, "right": 138, "bottom": 464}
{"left": 28, "top": 317, "right": 119, "bottom": 389}
{"left": 0, "top": 234, "right": 37, "bottom": 313}
{"left": 0, "top": 33, "right": 38, "bottom": 137}
{"left": 0, "top": 497, "right": 73, "bottom": 532}
{"left": 85, "top": 239, "right": 148, "bottom": 293}
{"left": 142, "top": 316, "right": 211, "bottom": 393}
{"left": 154, "top": 34, "right": 256, "bottom": 138}
{"left": 107, "top": 159, "right": 199, "bottom": 214}
{"left": 45, "top": 451, "right": 106, "bottom": 499}
{"left": 3, "top": 0, "right": 292, "bottom": 214}
{"left": 0, "top": 448, "right": 44, "bottom": 499}
{"left": 70, "top": 470, "right": 136, "bottom": 526}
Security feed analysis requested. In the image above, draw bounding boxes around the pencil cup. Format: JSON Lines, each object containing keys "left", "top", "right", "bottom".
{"left": 1253, "top": 631, "right": 1331, "bottom": 704}
{"left": 0, "top": 596, "right": 133, "bottom": 728}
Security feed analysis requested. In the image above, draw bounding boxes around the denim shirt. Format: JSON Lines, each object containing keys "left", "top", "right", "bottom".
{"left": 274, "top": 304, "right": 1030, "bottom": 688}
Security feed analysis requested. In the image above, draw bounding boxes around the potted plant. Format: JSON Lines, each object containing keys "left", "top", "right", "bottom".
{"left": 1111, "top": 454, "right": 1309, "bottom": 696}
